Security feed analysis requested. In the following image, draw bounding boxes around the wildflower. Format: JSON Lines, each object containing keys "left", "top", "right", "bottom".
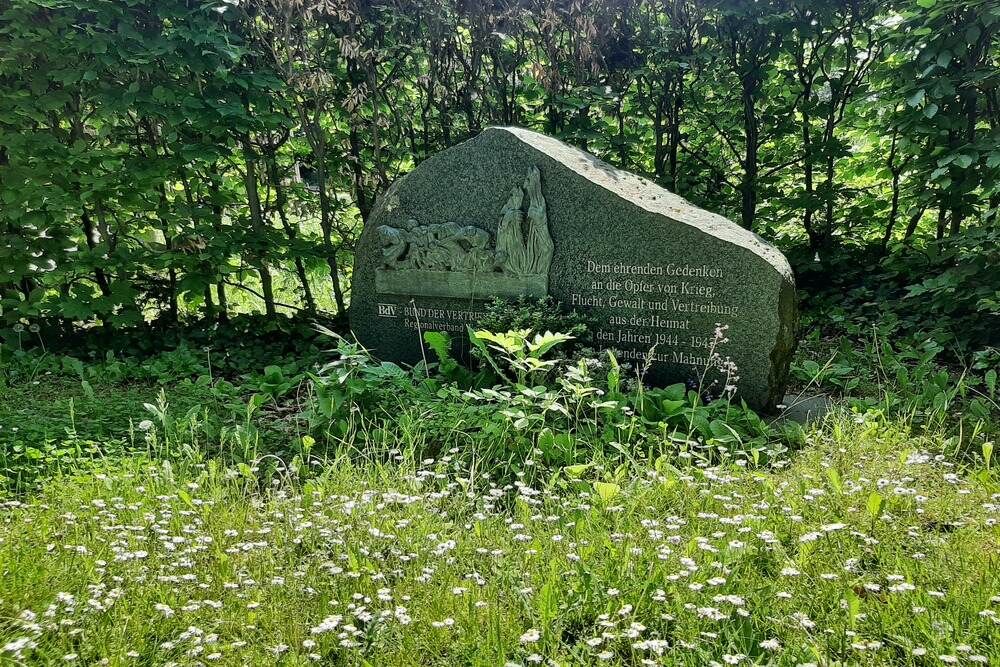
{"left": 697, "top": 607, "right": 727, "bottom": 621}
{"left": 519, "top": 629, "right": 541, "bottom": 644}
{"left": 633, "top": 639, "right": 670, "bottom": 655}
{"left": 759, "top": 638, "right": 781, "bottom": 651}
{"left": 154, "top": 603, "right": 175, "bottom": 618}
{"left": 792, "top": 612, "right": 815, "bottom": 630}
{"left": 139, "top": 420, "right": 154, "bottom": 431}
{"left": 310, "top": 615, "right": 342, "bottom": 634}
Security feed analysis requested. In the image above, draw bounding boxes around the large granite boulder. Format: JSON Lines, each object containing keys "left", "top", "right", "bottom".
{"left": 350, "top": 127, "right": 797, "bottom": 410}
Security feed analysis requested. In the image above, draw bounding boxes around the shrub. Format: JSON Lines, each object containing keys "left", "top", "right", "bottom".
{"left": 791, "top": 229, "right": 1000, "bottom": 358}
{"left": 475, "top": 297, "right": 591, "bottom": 354}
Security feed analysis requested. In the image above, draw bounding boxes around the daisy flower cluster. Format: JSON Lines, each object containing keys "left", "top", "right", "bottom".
{"left": 1, "top": 419, "right": 998, "bottom": 665}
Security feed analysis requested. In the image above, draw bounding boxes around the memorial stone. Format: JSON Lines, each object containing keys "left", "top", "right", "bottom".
{"left": 350, "top": 127, "right": 797, "bottom": 410}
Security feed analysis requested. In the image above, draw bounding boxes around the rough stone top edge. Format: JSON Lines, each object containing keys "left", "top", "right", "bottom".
{"left": 476, "top": 126, "right": 795, "bottom": 283}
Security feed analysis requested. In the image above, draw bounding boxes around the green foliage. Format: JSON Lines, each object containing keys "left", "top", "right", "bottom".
{"left": 0, "top": 0, "right": 349, "bottom": 328}
{"left": 791, "top": 334, "right": 999, "bottom": 460}
{"left": 0, "top": 435, "right": 133, "bottom": 494}
{"left": 304, "top": 326, "right": 786, "bottom": 480}
{"left": 468, "top": 328, "right": 575, "bottom": 385}
{"left": 3, "top": 0, "right": 994, "bottom": 342}
{"left": 0, "top": 313, "right": 338, "bottom": 387}
{"left": 305, "top": 333, "right": 412, "bottom": 434}
{"left": 422, "top": 330, "right": 484, "bottom": 388}
{"left": 899, "top": 228, "right": 1000, "bottom": 350}
{"left": 794, "top": 228, "right": 1000, "bottom": 357}
{"left": 475, "top": 297, "right": 591, "bottom": 352}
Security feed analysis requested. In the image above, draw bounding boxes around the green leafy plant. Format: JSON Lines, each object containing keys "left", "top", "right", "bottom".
{"left": 468, "top": 328, "right": 575, "bottom": 386}
{"left": 475, "top": 297, "right": 591, "bottom": 355}
{"left": 422, "top": 331, "right": 482, "bottom": 388}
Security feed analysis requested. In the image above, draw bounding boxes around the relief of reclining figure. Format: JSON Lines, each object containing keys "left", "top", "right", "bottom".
{"left": 378, "top": 220, "right": 505, "bottom": 273}
{"left": 375, "top": 166, "right": 552, "bottom": 280}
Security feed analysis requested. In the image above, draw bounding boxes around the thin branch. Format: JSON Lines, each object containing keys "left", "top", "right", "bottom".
{"left": 222, "top": 280, "right": 304, "bottom": 312}
{"left": 678, "top": 139, "right": 739, "bottom": 190}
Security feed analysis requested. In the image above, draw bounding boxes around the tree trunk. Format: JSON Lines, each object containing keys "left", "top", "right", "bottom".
{"left": 616, "top": 99, "right": 627, "bottom": 168}
{"left": 268, "top": 157, "right": 317, "bottom": 313}
{"left": 668, "top": 90, "right": 682, "bottom": 192}
{"left": 741, "top": 84, "right": 759, "bottom": 231}
{"left": 880, "top": 167, "right": 903, "bottom": 254}
{"left": 950, "top": 89, "right": 979, "bottom": 236}
{"left": 203, "top": 286, "right": 216, "bottom": 320}
{"left": 801, "top": 93, "right": 816, "bottom": 249}
{"left": 903, "top": 205, "right": 927, "bottom": 241}
{"left": 69, "top": 112, "right": 113, "bottom": 301}
{"left": 348, "top": 124, "right": 371, "bottom": 221}
{"left": 207, "top": 169, "right": 229, "bottom": 323}
{"left": 822, "top": 118, "right": 837, "bottom": 246}
{"left": 240, "top": 139, "right": 277, "bottom": 318}
{"left": 80, "top": 206, "right": 112, "bottom": 298}
{"left": 155, "top": 185, "right": 179, "bottom": 323}
{"left": 216, "top": 283, "right": 229, "bottom": 322}
{"left": 653, "top": 92, "right": 666, "bottom": 181}
{"left": 314, "top": 140, "right": 347, "bottom": 315}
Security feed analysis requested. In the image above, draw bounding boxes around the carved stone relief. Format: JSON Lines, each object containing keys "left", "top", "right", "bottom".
{"left": 374, "top": 166, "right": 553, "bottom": 298}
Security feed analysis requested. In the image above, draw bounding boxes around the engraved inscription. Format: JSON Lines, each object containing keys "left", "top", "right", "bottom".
{"left": 573, "top": 259, "right": 734, "bottom": 370}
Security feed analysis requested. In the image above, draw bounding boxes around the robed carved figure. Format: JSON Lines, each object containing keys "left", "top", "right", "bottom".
{"left": 497, "top": 166, "right": 553, "bottom": 277}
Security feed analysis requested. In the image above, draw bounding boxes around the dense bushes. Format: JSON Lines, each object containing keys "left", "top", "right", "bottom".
{"left": 1, "top": 0, "right": 997, "bottom": 348}
{"left": 792, "top": 229, "right": 1000, "bottom": 362}
{"left": 0, "top": 312, "right": 343, "bottom": 379}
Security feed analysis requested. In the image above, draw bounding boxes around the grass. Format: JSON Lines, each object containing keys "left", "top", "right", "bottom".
{"left": 1, "top": 407, "right": 998, "bottom": 665}
{"left": 0, "top": 375, "right": 252, "bottom": 492}
{"left": 1, "top": 335, "right": 998, "bottom": 665}
{"left": 0, "top": 376, "right": 223, "bottom": 445}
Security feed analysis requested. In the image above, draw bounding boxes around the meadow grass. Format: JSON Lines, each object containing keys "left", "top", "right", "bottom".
{"left": 1, "top": 409, "right": 998, "bottom": 666}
